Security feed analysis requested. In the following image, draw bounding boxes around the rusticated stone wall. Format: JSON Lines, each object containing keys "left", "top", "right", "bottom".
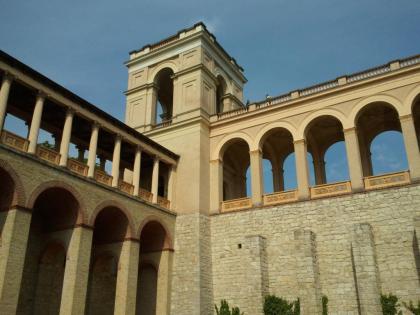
{"left": 210, "top": 184, "right": 420, "bottom": 315}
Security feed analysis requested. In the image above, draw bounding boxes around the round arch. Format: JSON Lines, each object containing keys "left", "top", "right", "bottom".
{"left": 149, "top": 62, "right": 178, "bottom": 84}
{"left": 213, "top": 68, "right": 231, "bottom": 94}
{"left": 297, "top": 109, "right": 349, "bottom": 140}
{"left": 0, "top": 159, "right": 26, "bottom": 207}
{"left": 27, "top": 180, "right": 86, "bottom": 225}
{"left": 255, "top": 121, "right": 297, "bottom": 150}
{"left": 212, "top": 132, "right": 254, "bottom": 161}
{"left": 350, "top": 94, "right": 404, "bottom": 126}
{"left": 89, "top": 200, "right": 136, "bottom": 239}
{"left": 138, "top": 215, "right": 173, "bottom": 249}
{"left": 404, "top": 84, "right": 420, "bottom": 114}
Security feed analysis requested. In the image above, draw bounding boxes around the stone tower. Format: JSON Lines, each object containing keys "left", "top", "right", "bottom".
{"left": 124, "top": 22, "right": 246, "bottom": 315}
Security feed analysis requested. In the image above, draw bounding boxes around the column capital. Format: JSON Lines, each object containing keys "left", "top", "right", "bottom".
{"left": 92, "top": 120, "right": 101, "bottom": 129}
{"left": 36, "top": 90, "right": 48, "bottom": 100}
{"left": 399, "top": 113, "right": 413, "bottom": 122}
{"left": 115, "top": 133, "right": 123, "bottom": 141}
{"left": 2, "top": 71, "right": 15, "bottom": 83}
{"left": 153, "top": 155, "right": 160, "bottom": 163}
{"left": 66, "top": 107, "right": 76, "bottom": 116}
{"left": 210, "top": 158, "right": 223, "bottom": 164}
{"left": 343, "top": 126, "right": 357, "bottom": 133}
{"left": 293, "top": 138, "right": 306, "bottom": 145}
{"left": 249, "top": 149, "right": 262, "bottom": 155}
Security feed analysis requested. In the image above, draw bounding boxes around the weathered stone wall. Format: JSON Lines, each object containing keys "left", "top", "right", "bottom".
{"left": 210, "top": 184, "right": 420, "bottom": 315}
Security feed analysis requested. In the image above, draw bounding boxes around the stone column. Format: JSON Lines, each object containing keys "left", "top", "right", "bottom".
{"left": 167, "top": 165, "right": 175, "bottom": 206}
{"left": 271, "top": 159, "right": 283, "bottom": 192}
{"left": 151, "top": 156, "right": 160, "bottom": 203}
{"left": 114, "top": 240, "right": 139, "bottom": 315}
{"left": 145, "top": 86, "right": 158, "bottom": 129}
{"left": 59, "top": 226, "right": 93, "bottom": 315}
{"left": 59, "top": 109, "right": 74, "bottom": 166}
{"left": 111, "top": 135, "right": 122, "bottom": 187}
{"left": 0, "top": 206, "right": 32, "bottom": 315}
{"left": 156, "top": 250, "right": 174, "bottom": 315}
{"left": 250, "top": 149, "right": 263, "bottom": 205}
{"left": 132, "top": 146, "right": 142, "bottom": 196}
{"left": 351, "top": 223, "right": 382, "bottom": 315}
{"left": 294, "top": 229, "right": 322, "bottom": 315}
{"left": 87, "top": 123, "right": 99, "bottom": 178}
{"left": 76, "top": 146, "right": 85, "bottom": 162}
{"left": 294, "top": 139, "right": 310, "bottom": 200}
{"left": 358, "top": 132, "right": 373, "bottom": 177}
{"left": 0, "top": 74, "right": 12, "bottom": 130}
{"left": 27, "top": 92, "right": 45, "bottom": 154}
{"left": 400, "top": 114, "right": 420, "bottom": 181}
{"left": 344, "top": 127, "right": 365, "bottom": 191}
{"left": 312, "top": 153, "right": 326, "bottom": 185}
{"left": 210, "top": 158, "right": 223, "bottom": 214}
{"left": 244, "top": 235, "right": 268, "bottom": 315}
{"left": 99, "top": 156, "right": 106, "bottom": 171}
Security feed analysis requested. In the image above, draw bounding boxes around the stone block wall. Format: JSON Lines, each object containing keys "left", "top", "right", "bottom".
{"left": 210, "top": 184, "right": 420, "bottom": 315}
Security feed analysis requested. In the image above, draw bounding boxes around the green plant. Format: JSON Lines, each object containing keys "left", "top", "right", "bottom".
{"left": 381, "top": 294, "right": 402, "bottom": 315}
{"left": 264, "top": 295, "right": 300, "bottom": 315}
{"left": 403, "top": 300, "right": 420, "bottom": 315}
{"left": 322, "top": 295, "right": 328, "bottom": 315}
{"left": 215, "top": 300, "right": 243, "bottom": 315}
{"left": 41, "top": 140, "right": 54, "bottom": 149}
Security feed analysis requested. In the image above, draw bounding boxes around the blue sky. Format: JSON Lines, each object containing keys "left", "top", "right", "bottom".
{"left": 1, "top": 0, "right": 418, "bottom": 190}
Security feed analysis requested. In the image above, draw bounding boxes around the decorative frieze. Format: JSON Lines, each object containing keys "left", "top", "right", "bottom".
{"left": 157, "top": 196, "right": 171, "bottom": 209}
{"left": 119, "top": 180, "right": 134, "bottom": 195}
{"left": 138, "top": 188, "right": 153, "bottom": 202}
{"left": 67, "top": 158, "right": 88, "bottom": 176}
{"left": 310, "top": 181, "right": 352, "bottom": 199}
{"left": 221, "top": 197, "right": 252, "bottom": 212}
{"left": 364, "top": 171, "right": 410, "bottom": 190}
{"left": 36, "top": 145, "right": 60, "bottom": 165}
{"left": 94, "top": 169, "right": 113, "bottom": 186}
{"left": 263, "top": 190, "right": 298, "bottom": 206}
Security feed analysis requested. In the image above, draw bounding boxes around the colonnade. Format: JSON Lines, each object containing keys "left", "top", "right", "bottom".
{"left": 0, "top": 74, "right": 175, "bottom": 207}
{"left": 210, "top": 99, "right": 420, "bottom": 212}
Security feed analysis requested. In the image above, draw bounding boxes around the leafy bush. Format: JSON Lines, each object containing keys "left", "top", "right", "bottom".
{"left": 403, "top": 300, "right": 420, "bottom": 315}
{"left": 264, "top": 295, "right": 300, "bottom": 315}
{"left": 381, "top": 294, "right": 402, "bottom": 315}
{"left": 322, "top": 295, "right": 328, "bottom": 315}
{"left": 215, "top": 300, "right": 243, "bottom": 315}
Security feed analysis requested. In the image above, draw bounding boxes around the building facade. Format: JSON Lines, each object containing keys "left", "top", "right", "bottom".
{"left": 0, "top": 22, "right": 420, "bottom": 314}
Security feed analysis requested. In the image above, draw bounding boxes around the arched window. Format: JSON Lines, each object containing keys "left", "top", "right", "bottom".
{"left": 356, "top": 102, "right": 408, "bottom": 176}
{"left": 216, "top": 75, "right": 227, "bottom": 114}
{"left": 222, "top": 139, "right": 250, "bottom": 200}
{"left": 154, "top": 68, "right": 174, "bottom": 125}
{"left": 305, "top": 116, "right": 349, "bottom": 185}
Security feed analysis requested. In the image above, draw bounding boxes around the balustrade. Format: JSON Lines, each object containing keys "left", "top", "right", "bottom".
{"left": 364, "top": 171, "right": 410, "bottom": 190}
{"left": 263, "top": 190, "right": 298, "bottom": 206}
{"left": 37, "top": 145, "right": 60, "bottom": 165}
{"left": 310, "top": 181, "right": 352, "bottom": 199}
{"left": 221, "top": 197, "right": 252, "bottom": 212}
{"left": 0, "top": 130, "right": 29, "bottom": 152}
{"left": 119, "top": 180, "right": 134, "bottom": 195}
{"left": 157, "top": 196, "right": 171, "bottom": 209}
{"left": 67, "top": 158, "right": 88, "bottom": 176}
{"left": 94, "top": 169, "right": 113, "bottom": 186}
{"left": 138, "top": 188, "right": 153, "bottom": 202}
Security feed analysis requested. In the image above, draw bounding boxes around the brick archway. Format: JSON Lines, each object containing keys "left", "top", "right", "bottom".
{"left": 0, "top": 159, "right": 26, "bottom": 208}
{"left": 26, "top": 180, "right": 87, "bottom": 225}
{"left": 138, "top": 215, "right": 174, "bottom": 250}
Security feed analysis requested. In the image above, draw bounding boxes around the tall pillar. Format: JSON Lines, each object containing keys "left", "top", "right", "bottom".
{"left": 400, "top": 114, "right": 420, "bottom": 181}
{"left": 145, "top": 87, "right": 158, "bottom": 129}
{"left": 151, "top": 156, "right": 160, "bottom": 203}
{"left": 210, "top": 158, "right": 223, "bottom": 214}
{"left": 114, "top": 240, "right": 139, "bottom": 315}
{"left": 0, "top": 74, "right": 12, "bottom": 130}
{"left": 59, "top": 226, "right": 93, "bottom": 315}
{"left": 294, "top": 229, "right": 322, "bottom": 315}
{"left": 59, "top": 108, "right": 74, "bottom": 166}
{"left": 111, "top": 135, "right": 122, "bottom": 187}
{"left": 250, "top": 149, "right": 263, "bottom": 205}
{"left": 0, "top": 207, "right": 32, "bottom": 314}
{"left": 27, "top": 92, "right": 45, "bottom": 154}
{"left": 132, "top": 146, "right": 142, "bottom": 196}
{"left": 358, "top": 131, "right": 373, "bottom": 177}
{"left": 312, "top": 153, "right": 326, "bottom": 185}
{"left": 351, "top": 223, "right": 382, "bottom": 315}
{"left": 271, "top": 159, "right": 283, "bottom": 192}
{"left": 167, "top": 165, "right": 176, "bottom": 205}
{"left": 294, "top": 139, "right": 310, "bottom": 200}
{"left": 344, "top": 127, "right": 365, "bottom": 191}
{"left": 87, "top": 122, "right": 99, "bottom": 178}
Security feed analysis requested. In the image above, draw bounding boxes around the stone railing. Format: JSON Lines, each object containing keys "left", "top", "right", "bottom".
{"left": 300, "top": 80, "right": 339, "bottom": 96}
{"left": 263, "top": 190, "right": 298, "bottom": 206}
{"left": 150, "top": 34, "right": 179, "bottom": 51}
{"left": 310, "top": 181, "right": 352, "bottom": 199}
{"left": 119, "top": 180, "right": 134, "bottom": 195}
{"left": 221, "top": 197, "right": 252, "bottom": 212}
{"left": 36, "top": 145, "right": 60, "bottom": 165}
{"left": 364, "top": 171, "right": 410, "bottom": 190}
{"left": 94, "top": 169, "right": 113, "bottom": 186}
{"left": 139, "top": 188, "right": 153, "bottom": 202}
{"left": 67, "top": 158, "right": 88, "bottom": 176}
{"left": 217, "top": 107, "right": 248, "bottom": 120}
{"left": 400, "top": 55, "right": 420, "bottom": 68}
{"left": 347, "top": 65, "right": 391, "bottom": 83}
{"left": 153, "top": 119, "right": 172, "bottom": 129}
{"left": 157, "top": 196, "right": 171, "bottom": 209}
{"left": 0, "top": 130, "right": 29, "bottom": 152}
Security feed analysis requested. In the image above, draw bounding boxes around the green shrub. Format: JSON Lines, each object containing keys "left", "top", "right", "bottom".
{"left": 381, "top": 294, "right": 402, "bottom": 315}
{"left": 215, "top": 300, "right": 243, "bottom": 315}
{"left": 263, "top": 295, "right": 300, "bottom": 315}
{"left": 403, "top": 300, "right": 420, "bottom": 315}
{"left": 322, "top": 295, "right": 328, "bottom": 315}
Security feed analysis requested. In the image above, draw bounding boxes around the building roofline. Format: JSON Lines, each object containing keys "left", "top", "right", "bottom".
{"left": 0, "top": 50, "right": 179, "bottom": 161}
{"left": 129, "top": 22, "right": 244, "bottom": 72}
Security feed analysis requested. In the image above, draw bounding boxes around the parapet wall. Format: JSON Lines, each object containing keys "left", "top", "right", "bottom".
{"left": 210, "top": 184, "right": 420, "bottom": 315}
